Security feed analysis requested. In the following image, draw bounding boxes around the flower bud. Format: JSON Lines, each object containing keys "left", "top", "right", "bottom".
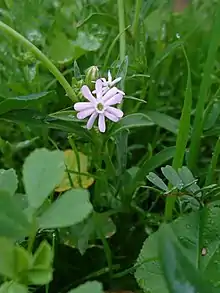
{"left": 85, "top": 66, "right": 99, "bottom": 88}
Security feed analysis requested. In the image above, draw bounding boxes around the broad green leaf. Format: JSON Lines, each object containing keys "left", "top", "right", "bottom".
{"left": 161, "top": 165, "right": 183, "bottom": 189}
{"left": 27, "top": 268, "right": 53, "bottom": 285}
{"left": 0, "top": 191, "right": 30, "bottom": 239}
{"left": 0, "top": 92, "right": 52, "bottom": 115}
{"left": 0, "top": 168, "right": 17, "bottom": 196}
{"left": 14, "top": 245, "right": 31, "bottom": 276}
{"left": 0, "top": 110, "right": 92, "bottom": 140}
{"left": 23, "top": 148, "right": 65, "bottom": 209}
{"left": 0, "top": 282, "right": 28, "bottom": 293}
{"left": 38, "top": 189, "right": 93, "bottom": 229}
{"left": 158, "top": 225, "right": 218, "bottom": 293}
{"left": 110, "top": 113, "right": 154, "bottom": 137}
{"left": 146, "top": 111, "right": 180, "bottom": 134}
{"left": 67, "top": 281, "right": 103, "bottom": 293}
{"left": 135, "top": 205, "right": 220, "bottom": 293}
{"left": 147, "top": 172, "right": 168, "bottom": 191}
{"left": 55, "top": 150, "right": 94, "bottom": 192}
{"left": 33, "top": 241, "right": 53, "bottom": 268}
{"left": 0, "top": 238, "right": 15, "bottom": 278}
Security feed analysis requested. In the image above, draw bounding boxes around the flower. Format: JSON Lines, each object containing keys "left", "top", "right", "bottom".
{"left": 93, "top": 70, "right": 125, "bottom": 95}
{"left": 74, "top": 79, "right": 124, "bottom": 133}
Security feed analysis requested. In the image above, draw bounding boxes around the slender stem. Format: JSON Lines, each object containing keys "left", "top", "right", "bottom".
{"left": 117, "top": 0, "right": 126, "bottom": 62}
{"left": 165, "top": 47, "right": 192, "bottom": 221}
{"left": 205, "top": 137, "right": 220, "bottom": 186}
{"left": 132, "top": 0, "right": 143, "bottom": 37}
{"left": 0, "top": 21, "right": 76, "bottom": 102}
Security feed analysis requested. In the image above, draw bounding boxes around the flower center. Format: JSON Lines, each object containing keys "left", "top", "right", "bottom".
{"left": 97, "top": 102, "right": 104, "bottom": 111}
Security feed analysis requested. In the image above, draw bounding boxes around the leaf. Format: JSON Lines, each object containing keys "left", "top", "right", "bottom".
{"left": 161, "top": 165, "right": 183, "bottom": 189}
{"left": 77, "top": 13, "right": 117, "bottom": 28}
{"left": 110, "top": 113, "right": 154, "bottom": 137}
{"left": 147, "top": 172, "right": 168, "bottom": 191}
{"left": 178, "top": 166, "right": 200, "bottom": 195}
{"left": 55, "top": 150, "right": 94, "bottom": 192}
{"left": 117, "top": 55, "right": 128, "bottom": 90}
{"left": 0, "top": 282, "right": 28, "bottom": 293}
{"left": 0, "top": 168, "right": 18, "bottom": 196}
{"left": 38, "top": 189, "right": 93, "bottom": 229}
{"left": 135, "top": 205, "right": 220, "bottom": 293}
{"left": 0, "top": 92, "right": 52, "bottom": 115}
{"left": 115, "top": 129, "right": 128, "bottom": 176}
{"left": 27, "top": 268, "right": 53, "bottom": 285}
{"left": 23, "top": 148, "right": 65, "bottom": 209}
{"left": 33, "top": 241, "right": 53, "bottom": 268}
{"left": 131, "top": 147, "right": 176, "bottom": 192}
{"left": 158, "top": 224, "right": 218, "bottom": 293}
{"left": 49, "top": 110, "right": 80, "bottom": 122}
{"left": 0, "top": 238, "right": 15, "bottom": 279}
{"left": 14, "top": 245, "right": 31, "bottom": 276}
{"left": 0, "top": 110, "right": 92, "bottom": 140}
{"left": 0, "top": 191, "right": 30, "bottom": 239}
{"left": 61, "top": 212, "right": 116, "bottom": 254}
{"left": 146, "top": 111, "right": 180, "bottom": 134}
{"left": 67, "top": 281, "right": 103, "bottom": 293}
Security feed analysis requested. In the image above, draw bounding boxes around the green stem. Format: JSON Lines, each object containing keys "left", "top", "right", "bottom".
{"left": 188, "top": 4, "right": 220, "bottom": 171}
{"left": 117, "top": 0, "right": 126, "bottom": 62}
{"left": 132, "top": 0, "right": 143, "bottom": 37}
{"left": 164, "top": 47, "right": 192, "bottom": 221}
{"left": 0, "top": 21, "right": 76, "bottom": 102}
{"left": 205, "top": 137, "right": 220, "bottom": 186}
{"left": 27, "top": 218, "right": 38, "bottom": 253}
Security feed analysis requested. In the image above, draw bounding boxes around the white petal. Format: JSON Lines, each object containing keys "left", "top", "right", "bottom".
{"left": 74, "top": 102, "right": 93, "bottom": 111}
{"left": 77, "top": 108, "right": 95, "bottom": 120}
{"left": 98, "top": 114, "right": 106, "bottom": 133}
{"left": 81, "top": 85, "right": 96, "bottom": 103}
{"left": 102, "top": 87, "right": 118, "bottom": 102}
{"left": 110, "top": 77, "right": 122, "bottom": 86}
{"left": 86, "top": 112, "right": 98, "bottom": 129}
{"left": 108, "top": 70, "right": 112, "bottom": 82}
{"left": 95, "top": 79, "right": 103, "bottom": 99}
{"left": 106, "top": 106, "right": 124, "bottom": 118}
{"left": 105, "top": 93, "right": 123, "bottom": 106}
{"left": 104, "top": 111, "right": 119, "bottom": 122}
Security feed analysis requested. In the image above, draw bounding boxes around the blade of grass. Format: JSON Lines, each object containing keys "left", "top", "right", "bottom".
{"left": 188, "top": 4, "right": 220, "bottom": 171}
{"left": 205, "top": 137, "right": 220, "bottom": 186}
{"left": 165, "top": 46, "right": 192, "bottom": 221}
{"left": 132, "top": 0, "right": 143, "bottom": 38}
{"left": 117, "top": 0, "right": 126, "bottom": 62}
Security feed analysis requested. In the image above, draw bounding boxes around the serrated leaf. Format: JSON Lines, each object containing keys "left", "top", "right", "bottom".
{"left": 147, "top": 172, "right": 168, "bottom": 191}
{"left": 0, "top": 191, "right": 30, "bottom": 239}
{"left": 55, "top": 150, "right": 94, "bottom": 192}
{"left": 0, "top": 168, "right": 17, "bottom": 196}
{"left": 135, "top": 206, "right": 220, "bottom": 293}
{"left": 161, "top": 165, "right": 183, "bottom": 189}
{"left": 38, "top": 189, "right": 93, "bottom": 229}
{"left": 23, "top": 148, "right": 65, "bottom": 209}
{"left": 67, "top": 281, "right": 103, "bottom": 293}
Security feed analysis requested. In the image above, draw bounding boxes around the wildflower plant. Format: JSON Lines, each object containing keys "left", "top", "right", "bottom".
{"left": 74, "top": 73, "right": 124, "bottom": 132}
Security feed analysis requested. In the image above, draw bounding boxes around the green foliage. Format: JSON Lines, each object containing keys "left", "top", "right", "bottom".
{"left": 23, "top": 148, "right": 65, "bottom": 209}
{"left": 67, "top": 281, "right": 103, "bottom": 293}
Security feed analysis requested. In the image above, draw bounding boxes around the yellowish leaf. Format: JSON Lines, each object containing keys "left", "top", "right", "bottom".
{"left": 55, "top": 150, "right": 94, "bottom": 192}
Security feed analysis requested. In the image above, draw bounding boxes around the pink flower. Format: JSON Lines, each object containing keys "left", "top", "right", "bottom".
{"left": 74, "top": 79, "right": 124, "bottom": 133}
